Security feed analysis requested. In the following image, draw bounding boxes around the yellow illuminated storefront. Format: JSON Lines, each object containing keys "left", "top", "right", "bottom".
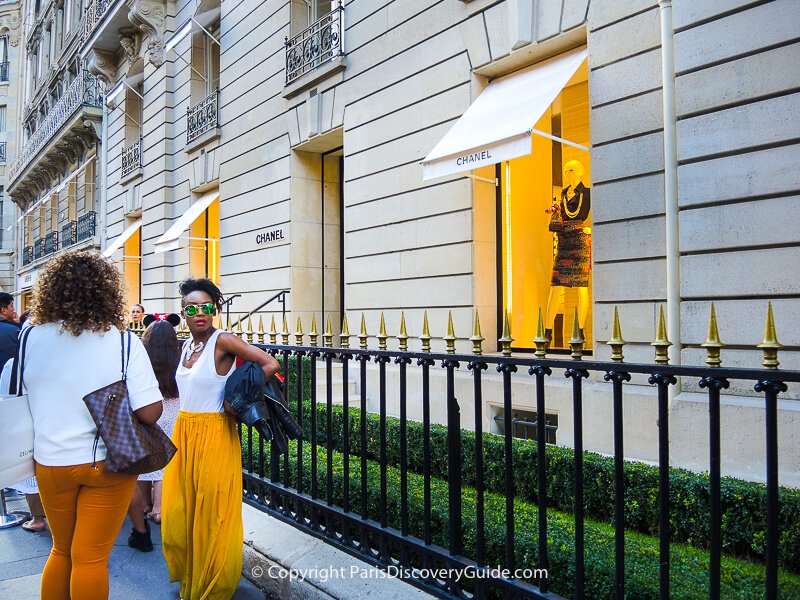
{"left": 424, "top": 47, "right": 591, "bottom": 352}
{"left": 154, "top": 189, "right": 220, "bottom": 284}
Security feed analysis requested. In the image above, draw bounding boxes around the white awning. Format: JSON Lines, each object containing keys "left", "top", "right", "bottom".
{"left": 422, "top": 46, "right": 588, "bottom": 181}
{"left": 102, "top": 218, "right": 142, "bottom": 257}
{"left": 154, "top": 190, "right": 219, "bottom": 253}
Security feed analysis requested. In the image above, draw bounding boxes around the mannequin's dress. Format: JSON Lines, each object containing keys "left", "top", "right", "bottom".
{"left": 549, "top": 182, "right": 591, "bottom": 287}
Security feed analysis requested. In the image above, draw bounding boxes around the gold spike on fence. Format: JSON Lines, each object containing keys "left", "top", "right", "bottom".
{"left": 256, "top": 315, "right": 264, "bottom": 344}
{"left": 444, "top": 310, "right": 457, "bottom": 354}
{"left": 397, "top": 312, "right": 409, "bottom": 352}
{"left": 532, "top": 307, "right": 548, "bottom": 358}
{"left": 499, "top": 311, "right": 514, "bottom": 357}
{"left": 358, "top": 313, "right": 368, "bottom": 350}
{"left": 651, "top": 305, "right": 671, "bottom": 365}
{"left": 607, "top": 306, "right": 625, "bottom": 363}
{"left": 469, "top": 309, "right": 484, "bottom": 355}
{"left": 701, "top": 303, "right": 723, "bottom": 368}
{"left": 376, "top": 312, "right": 388, "bottom": 350}
{"left": 268, "top": 315, "right": 277, "bottom": 345}
{"left": 235, "top": 317, "right": 243, "bottom": 338}
{"left": 757, "top": 301, "right": 781, "bottom": 370}
{"left": 568, "top": 307, "right": 584, "bottom": 361}
{"left": 323, "top": 314, "right": 334, "bottom": 347}
{"left": 280, "top": 315, "right": 290, "bottom": 345}
{"left": 420, "top": 311, "right": 431, "bottom": 353}
{"left": 340, "top": 314, "right": 351, "bottom": 348}
{"left": 295, "top": 316, "right": 304, "bottom": 346}
{"left": 309, "top": 314, "right": 319, "bottom": 346}
{"left": 245, "top": 316, "right": 253, "bottom": 343}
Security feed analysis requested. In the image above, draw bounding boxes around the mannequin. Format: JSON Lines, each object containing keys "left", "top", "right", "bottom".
{"left": 545, "top": 159, "right": 591, "bottom": 345}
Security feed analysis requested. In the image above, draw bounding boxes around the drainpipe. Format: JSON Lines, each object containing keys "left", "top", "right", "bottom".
{"left": 99, "top": 99, "right": 109, "bottom": 250}
{"left": 659, "top": 0, "right": 681, "bottom": 368}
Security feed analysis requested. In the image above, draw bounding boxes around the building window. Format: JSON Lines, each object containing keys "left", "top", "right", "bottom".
{"left": 190, "top": 20, "right": 220, "bottom": 103}
{"left": 0, "top": 106, "right": 6, "bottom": 133}
{"left": 494, "top": 409, "right": 558, "bottom": 444}
{"left": 123, "top": 223, "right": 142, "bottom": 306}
{"left": 500, "top": 62, "right": 592, "bottom": 351}
{"left": 189, "top": 195, "right": 220, "bottom": 283}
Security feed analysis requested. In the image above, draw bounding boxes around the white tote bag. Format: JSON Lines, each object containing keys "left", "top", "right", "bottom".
{"left": 0, "top": 326, "right": 34, "bottom": 489}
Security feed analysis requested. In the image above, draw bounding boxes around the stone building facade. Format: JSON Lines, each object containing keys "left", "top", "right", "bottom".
{"left": 8, "top": 0, "right": 800, "bottom": 483}
{"left": 0, "top": 0, "right": 21, "bottom": 291}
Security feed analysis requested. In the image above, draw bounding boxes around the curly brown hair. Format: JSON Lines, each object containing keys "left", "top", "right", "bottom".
{"left": 30, "top": 250, "right": 127, "bottom": 335}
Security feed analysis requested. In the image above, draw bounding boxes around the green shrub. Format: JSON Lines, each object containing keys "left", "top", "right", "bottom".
{"left": 291, "top": 402, "right": 800, "bottom": 571}
{"left": 241, "top": 433, "right": 800, "bottom": 599}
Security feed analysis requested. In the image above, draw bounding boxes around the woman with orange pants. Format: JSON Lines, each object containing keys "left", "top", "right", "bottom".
{"left": 22, "top": 251, "right": 163, "bottom": 599}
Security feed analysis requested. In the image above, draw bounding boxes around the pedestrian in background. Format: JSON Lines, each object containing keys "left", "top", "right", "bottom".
{"left": 127, "top": 316, "right": 182, "bottom": 551}
{"left": 129, "top": 304, "right": 145, "bottom": 328}
{"left": 0, "top": 291, "right": 19, "bottom": 370}
{"left": 162, "top": 278, "right": 279, "bottom": 600}
{"left": 22, "top": 251, "right": 163, "bottom": 600}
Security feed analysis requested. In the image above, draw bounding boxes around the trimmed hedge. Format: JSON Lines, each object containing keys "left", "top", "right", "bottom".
{"left": 291, "top": 402, "right": 800, "bottom": 571}
{"left": 241, "top": 433, "right": 800, "bottom": 599}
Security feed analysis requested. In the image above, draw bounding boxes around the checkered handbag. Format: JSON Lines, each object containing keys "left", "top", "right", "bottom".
{"left": 82, "top": 331, "right": 177, "bottom": 475}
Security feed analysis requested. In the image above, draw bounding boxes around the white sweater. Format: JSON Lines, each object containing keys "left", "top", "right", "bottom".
{"left": 22, "top": 323, "right": 162, "bottom": 467}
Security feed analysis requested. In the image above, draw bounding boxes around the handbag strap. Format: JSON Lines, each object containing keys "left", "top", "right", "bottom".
{"left": 10, "top": 325, "right": 33, "bottom": 396}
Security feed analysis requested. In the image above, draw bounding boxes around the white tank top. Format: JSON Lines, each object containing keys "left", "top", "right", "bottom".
{"left": 176, "top": 329, "right": 235, "bottom": 413}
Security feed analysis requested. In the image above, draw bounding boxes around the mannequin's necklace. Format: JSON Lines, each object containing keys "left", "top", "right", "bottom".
{"left": 564, "top": 191, "right": 582, "bottom": 219}
{"left": 187, "top": 340, "right": 205, "bottom": 357}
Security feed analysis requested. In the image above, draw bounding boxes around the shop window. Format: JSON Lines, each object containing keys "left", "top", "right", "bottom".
{"left": 189, "top": 195, "right": 219, "bottom": 283}
{"left": 500, "top": 67, "right": 592, "bottom": 351}
{"left": 123, "top": 223, "right": 142, "bottom": 307}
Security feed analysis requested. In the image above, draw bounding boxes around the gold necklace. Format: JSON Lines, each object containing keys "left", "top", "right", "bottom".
{"left": 564, "top": 187, "right": 582, "bottom": 219}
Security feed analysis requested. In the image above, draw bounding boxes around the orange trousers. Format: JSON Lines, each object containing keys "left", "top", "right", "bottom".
{"left": 35, "top": 461, "right": 137, "bottom": 600}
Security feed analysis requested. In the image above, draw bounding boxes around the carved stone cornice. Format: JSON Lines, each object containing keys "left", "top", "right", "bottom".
{"left": 3, "top": 12, "right": 21, "bottom": 47}
{"left": 85, "top": 48, "right": 117, "bottom": 86}
{"left": 128, "top": 0, "right": 166, "bottom": 67}
{"left": 119, "top": 27, "right": 140, "bottom": 63}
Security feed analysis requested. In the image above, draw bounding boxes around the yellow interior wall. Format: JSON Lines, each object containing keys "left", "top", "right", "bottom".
{"left": 123, "top": 227, "right": 141, "bottom": 307}
{"left": 189, "top": 196, "right": 220, "bottom": 283}
{"left": 501, "top": 75, "right": 592, "bottom": 350}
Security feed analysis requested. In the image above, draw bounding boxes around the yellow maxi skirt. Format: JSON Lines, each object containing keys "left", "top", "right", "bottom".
{"left": 162, "top": 412, "right": 243, "bottom": 600}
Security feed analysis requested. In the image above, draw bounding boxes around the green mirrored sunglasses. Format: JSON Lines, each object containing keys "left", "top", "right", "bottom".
{"left": 183, "top": 302, "right": 217, "bottom": 317}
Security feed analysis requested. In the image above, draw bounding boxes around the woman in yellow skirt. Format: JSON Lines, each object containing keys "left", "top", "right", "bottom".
{"left": 163, "top": 278, "right": 279, "bottom": 600}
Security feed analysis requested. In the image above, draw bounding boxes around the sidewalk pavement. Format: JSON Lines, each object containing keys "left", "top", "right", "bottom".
{"left": 0, "top": 494, "right": 265, "bottom": 600}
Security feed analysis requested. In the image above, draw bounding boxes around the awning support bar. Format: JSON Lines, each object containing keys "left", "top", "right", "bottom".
{"left": 530, "top": 128, "right": 590, "bottom": 152}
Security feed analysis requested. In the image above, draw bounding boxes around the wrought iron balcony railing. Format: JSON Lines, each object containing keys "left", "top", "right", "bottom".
{"left": 61, "top": 220, "right": 77, "bottom": 249}
{"left": 121, "top": 138, "right": 141, "bottom": 178}
{"left": 186, "top": 90, "right": 219, "bottom": 144}
{"left": 186, "top": 89, "right": 219, "bottom": 144}
{"left": 33, "top": 238, "right": 45, "bottom": 259}
{"left": 0, "top": 61, "right": 8, "bottom": 83}
{"left": 44, "top": 231, "right": 59, "bottom": 255}
{"left": 22, "top": 245, "right": 33, "bottom": 266}
{"left": 8, "top": 72, "right": 103, "bottom": 185}
{"left": 0, "top": 142, "right": 6, "bottom": 164}
{"left": 285, "top": 3, "right": 344, "bottom": 85}
{"left": 76, "top": 211, "right": 97, "bottom": 242}
{"left": 81, "top": 0, "right": 114, "bottom": 43}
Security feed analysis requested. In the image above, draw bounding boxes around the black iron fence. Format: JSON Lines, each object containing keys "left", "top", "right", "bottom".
{"left": 61, "top": 220, "right": 77, "bottom": 249}
{"left": 76, "top": 211, "right": 96, "bottom": 241}
{"left": 0, "top": 61, "right": 8, "bottom": 83}
{"left": 237, "top": 307, "right": 799, "bottom": 599}
{"left": 22, "top": 245, "right": 33, "bottom": 266}
{"left": 33, "top": 238, "right": 44, "bottom": 259}
{"left": 0, "top": 141, "right": 6, "bottom": 163}
{"left": 44, "top": 231, "right": 59, "bottom": 255}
